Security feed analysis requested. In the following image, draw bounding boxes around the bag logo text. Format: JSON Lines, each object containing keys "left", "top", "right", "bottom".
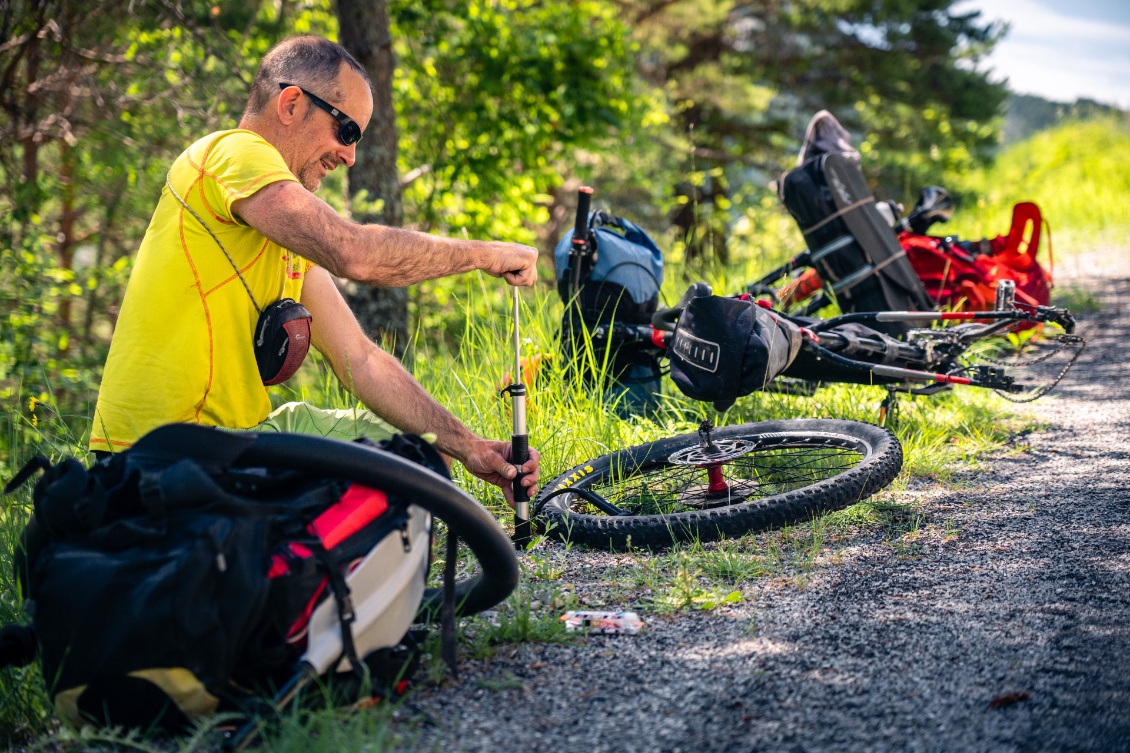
{"left": 672, "top": 330, "right": 720, "bottom": 373}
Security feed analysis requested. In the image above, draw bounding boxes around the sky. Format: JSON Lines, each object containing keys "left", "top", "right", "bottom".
{"left": 955, "top": 0, "right": 1130, "bottom": 108}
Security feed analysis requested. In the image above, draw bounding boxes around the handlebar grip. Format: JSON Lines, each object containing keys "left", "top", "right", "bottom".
{"left": 573, "top": 187, "right": 593, "bottom": 245}
{"left": 511, "top": 434, "right": 529, "bottom": 505}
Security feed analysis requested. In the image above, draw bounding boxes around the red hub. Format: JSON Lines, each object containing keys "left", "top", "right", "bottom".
{"left": 703, "top": 462, "right": 730, "bottom": 497}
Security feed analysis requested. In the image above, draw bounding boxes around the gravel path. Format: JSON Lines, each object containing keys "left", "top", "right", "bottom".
{"left": 397, "top": 247, "right": 1130, "bottom": 752}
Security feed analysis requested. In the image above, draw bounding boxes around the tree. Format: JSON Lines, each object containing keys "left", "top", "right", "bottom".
{"left": 336, "top": 0, "right": 410, "bottom": 356}
{"left": 597, "top": 0, "right": 1008, "bottom": 261}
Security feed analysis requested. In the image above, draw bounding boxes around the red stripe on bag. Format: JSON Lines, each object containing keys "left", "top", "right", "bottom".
{"left": 310, "top": 484, "right": 390, "bottom": 550}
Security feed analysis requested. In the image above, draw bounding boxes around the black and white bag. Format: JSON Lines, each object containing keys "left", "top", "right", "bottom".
{"left": 1, "top": 425, "right": 518, "bottom": 735}
{"left": 668, "top": 295, "right": 802, "bottom": 411}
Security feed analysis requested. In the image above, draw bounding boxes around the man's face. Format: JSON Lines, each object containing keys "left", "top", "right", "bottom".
{"left": 287, "top": 65, "right": 374, "bottom": 192}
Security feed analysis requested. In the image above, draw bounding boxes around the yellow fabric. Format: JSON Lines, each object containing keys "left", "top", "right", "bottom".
{"left": 129, "top": 667, "right": 220, "bottom": 718}
{"left": 54, "top": 669, "right": 220, "bottom": 728}
{"left": 91, "top": 130, "right": 309, "bottom": 451}
{"left": 54, "top": 686, "right": 85, "bottom": 728}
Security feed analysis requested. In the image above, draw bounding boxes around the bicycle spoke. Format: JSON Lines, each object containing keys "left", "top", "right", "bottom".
{"left": 572, "top": 441, "right": 865, "bottom": 517}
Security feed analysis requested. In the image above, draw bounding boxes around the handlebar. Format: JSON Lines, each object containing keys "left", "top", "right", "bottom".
{"left": 573, "top": 187, "right": 593, "bottom": 244}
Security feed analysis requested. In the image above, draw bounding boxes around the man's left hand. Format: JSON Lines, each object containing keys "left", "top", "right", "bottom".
{"left": 459, "top": 438, "right": 541, "bottom": 509}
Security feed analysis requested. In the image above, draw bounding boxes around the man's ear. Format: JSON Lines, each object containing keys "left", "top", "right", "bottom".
{"left": 276, "top": 87, "right": 302, "bottom": 127}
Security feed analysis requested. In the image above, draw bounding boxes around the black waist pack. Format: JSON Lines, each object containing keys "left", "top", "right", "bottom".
{"left": 4, "top": 425, "right": 446, "bottom": 733}
{"left": 668, "top": 296, "right": 802, "bottom": 411}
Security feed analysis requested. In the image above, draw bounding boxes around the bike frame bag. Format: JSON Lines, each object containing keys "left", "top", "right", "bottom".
{"left": 782, "top": 320, "right": 913, "bottom": 386}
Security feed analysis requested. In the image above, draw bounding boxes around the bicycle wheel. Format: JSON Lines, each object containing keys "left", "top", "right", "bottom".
{"left": 533, "top": 418, "right": 902, "bottom": 550}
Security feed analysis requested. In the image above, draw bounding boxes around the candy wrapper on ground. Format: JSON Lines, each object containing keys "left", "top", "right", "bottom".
{"left": 561, "top": 610, "right": 645, "bottom": 635}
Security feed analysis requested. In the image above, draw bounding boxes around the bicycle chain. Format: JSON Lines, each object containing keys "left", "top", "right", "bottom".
{"left": 976, "top": 332, "right": 1085, "bottom": 369}
{"left": 958, "top": 333, "right": 1087, "bottom": 403}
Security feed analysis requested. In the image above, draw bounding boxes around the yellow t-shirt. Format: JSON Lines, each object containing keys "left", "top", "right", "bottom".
{"left": 91, "top": 130, "right": 309, "bottom": 451}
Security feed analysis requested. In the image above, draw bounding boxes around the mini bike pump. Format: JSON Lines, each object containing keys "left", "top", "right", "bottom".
{"left": 509, "top": 285, "right": 531, "bottom": 548}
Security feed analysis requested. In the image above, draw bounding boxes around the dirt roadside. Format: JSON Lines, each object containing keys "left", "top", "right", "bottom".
{"left": 396, "top": 246, "right": 1130, "bottom": 753}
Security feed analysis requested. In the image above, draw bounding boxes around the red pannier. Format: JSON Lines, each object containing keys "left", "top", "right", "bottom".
{"left": 900, "top": 201, "right": 1053, "bottom": 312}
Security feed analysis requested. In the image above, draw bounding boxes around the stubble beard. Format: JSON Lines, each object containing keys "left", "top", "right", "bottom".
{"left": 296, "top": 152, "right": 337, "bottom": 192}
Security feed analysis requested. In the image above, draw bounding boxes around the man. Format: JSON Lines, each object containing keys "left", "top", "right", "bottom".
{"left": 90, "top": 36, "right": 539, "bottom": 506}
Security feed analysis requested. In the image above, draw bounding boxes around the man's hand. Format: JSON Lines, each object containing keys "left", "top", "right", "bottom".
{"left": 479, "top": 241, "right": 539, "bottom": 287}
{"left": 458, "top": 438, "right": 541, "bottom": 509}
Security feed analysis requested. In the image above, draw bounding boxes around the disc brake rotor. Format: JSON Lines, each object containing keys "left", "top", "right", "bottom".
{"left": 668, "top": 438, "right": 757, "bottom": 465}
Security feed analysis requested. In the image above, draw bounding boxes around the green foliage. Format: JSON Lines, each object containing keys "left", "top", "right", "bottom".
{"left": 945, "top": 117, "right": 1130, "bottom": 246}
{"left": 1003, "top": 93, "right": 1125, "bottom": 145}
{"left": 586, "top": 0, "right": 1009, "bottom": 262}
{"left": 391, "top": 0, "right": 652, "bottom": 244}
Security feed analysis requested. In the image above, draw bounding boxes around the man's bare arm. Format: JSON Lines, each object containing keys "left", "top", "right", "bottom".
{"left": 232, "top": 181, "right": 537, "bottom": 287}
{"left": 300, "top": 267, "right": 540, "bottom": 504}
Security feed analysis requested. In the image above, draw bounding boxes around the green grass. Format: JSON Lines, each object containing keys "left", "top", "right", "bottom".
{"left": 946, "top": 116, "right": 1130, "bottom": 249}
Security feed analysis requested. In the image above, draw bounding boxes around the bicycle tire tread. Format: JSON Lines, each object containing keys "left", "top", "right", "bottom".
{"left": 534, "top": 419, "right": 902, "bottom": 550}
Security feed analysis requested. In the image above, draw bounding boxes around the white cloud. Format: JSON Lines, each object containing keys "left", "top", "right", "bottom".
{"left": 956, "top": 0, "right": 1130, "bottom": 106}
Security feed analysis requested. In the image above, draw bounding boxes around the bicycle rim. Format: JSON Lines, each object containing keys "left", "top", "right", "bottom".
{"left": 535, "top": 419, "right": 902, "bottom": 549}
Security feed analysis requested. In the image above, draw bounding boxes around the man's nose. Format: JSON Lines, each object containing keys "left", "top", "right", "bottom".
{"left": 339, "top": 144, "right": 357, "bottom": 168}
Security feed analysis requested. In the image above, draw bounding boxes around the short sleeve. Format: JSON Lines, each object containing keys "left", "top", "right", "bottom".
{"left": 200, "top": 131, "right": 299, "bottom": 225}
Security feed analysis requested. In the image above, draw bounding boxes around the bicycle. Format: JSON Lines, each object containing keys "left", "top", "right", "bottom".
{"left": 534, "top": 193, "right": 1085, "bottom": 550}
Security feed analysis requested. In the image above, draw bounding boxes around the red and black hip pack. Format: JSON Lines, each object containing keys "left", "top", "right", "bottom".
{"left": 255, "top": 298, "right": 312, "bottom": 385}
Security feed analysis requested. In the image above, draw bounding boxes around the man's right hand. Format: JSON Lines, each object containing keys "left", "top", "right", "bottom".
{"left": 480, "top": 242, "right": 538, "bottom": 287}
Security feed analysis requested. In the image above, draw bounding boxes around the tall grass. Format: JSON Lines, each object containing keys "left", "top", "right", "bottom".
{"left": 946, "top": 116, "right": 1130, "bottom": 248}
{"left": 406, "top": 272, "right": 1019, "bottom": 523}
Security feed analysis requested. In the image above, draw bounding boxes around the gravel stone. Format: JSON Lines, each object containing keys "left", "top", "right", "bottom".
{"left": 396, "top": 247, "right": 1130, "bottom": 752}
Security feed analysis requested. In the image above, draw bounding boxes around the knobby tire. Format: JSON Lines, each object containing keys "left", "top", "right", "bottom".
{"left": 533, "top": 418, "right": 902, "bottom": 550}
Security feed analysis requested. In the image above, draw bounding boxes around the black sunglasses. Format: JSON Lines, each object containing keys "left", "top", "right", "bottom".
{"left": 279, "top": 82, "right": 362, "bottom": 146}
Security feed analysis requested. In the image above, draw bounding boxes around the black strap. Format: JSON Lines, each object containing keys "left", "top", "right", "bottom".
{"left": 310, "top": 543, "right": 367, "bottom": 684}
{"left": 441, "top": 531, "right": 458, "bottom": 678}
{"left": 3, "top": 455, "right": 51, "bottom": 494}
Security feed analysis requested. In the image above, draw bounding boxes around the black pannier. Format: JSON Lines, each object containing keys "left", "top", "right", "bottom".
{"left": 779, "top": 111, "right": 932, "bottom": 335}
{"left": 3, "top": 426, "right": 448, "bottom": 733}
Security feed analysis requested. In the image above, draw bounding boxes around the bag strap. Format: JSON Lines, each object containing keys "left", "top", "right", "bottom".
{"left": 801, "top": 197, "right": 874, "bottom": 237}
{"left": 165, "top": 174, "right": 263, "bottom": 314}
{"left": 3, "top": 455, "right": 51, "bottom": 494}
{"left": 310, "top": 542, "right": 367, "bottom": 683}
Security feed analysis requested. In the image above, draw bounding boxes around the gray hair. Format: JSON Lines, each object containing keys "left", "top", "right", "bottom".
{"left": 244, "top": 36, "right": 371, "bottom": 118}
